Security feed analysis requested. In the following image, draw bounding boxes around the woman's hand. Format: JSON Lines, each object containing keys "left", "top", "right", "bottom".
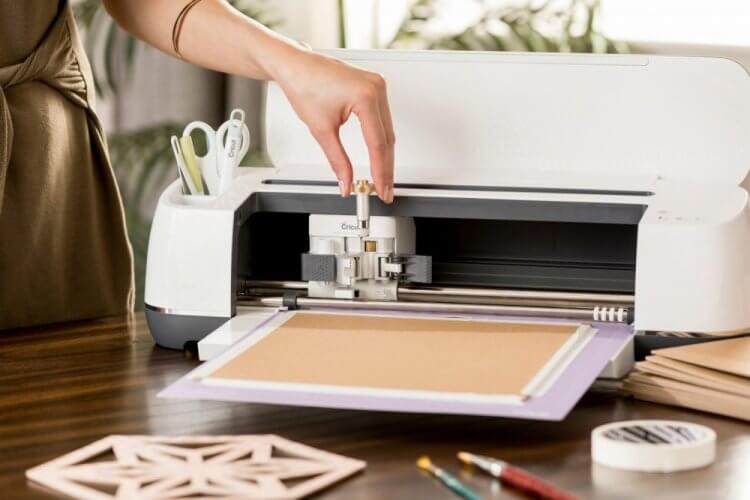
{"left": 270, "top": 49, "right": 395, "bottom": 203}
{"left": 104, "top": 0, "right": 395, "bottom": 201}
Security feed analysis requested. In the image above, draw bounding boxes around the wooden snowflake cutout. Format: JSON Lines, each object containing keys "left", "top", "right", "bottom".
{"left": 26, "top": 435, "right": 366, "bottom": 499}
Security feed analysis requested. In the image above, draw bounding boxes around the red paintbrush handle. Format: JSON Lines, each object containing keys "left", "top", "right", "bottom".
{"left": 501, "top": 465, "right": 578, "bottom": 500}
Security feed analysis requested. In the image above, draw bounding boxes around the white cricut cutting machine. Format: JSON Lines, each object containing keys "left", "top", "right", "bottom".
{"left": 144, "top": 50, "right": 750, "bottom": 369}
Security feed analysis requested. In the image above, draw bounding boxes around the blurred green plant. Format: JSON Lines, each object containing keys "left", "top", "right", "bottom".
{"left": 390, "top": 0, "right": 627, "bottom": 53}
{"left": 106, "top": 123, "right": 181, "bottom": 305}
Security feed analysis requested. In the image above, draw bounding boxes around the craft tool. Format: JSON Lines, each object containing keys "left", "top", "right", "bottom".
{"left": 182, "top": 109, "right": 250, "bottom": 195}
{"left": 178, "top": 135, "right": 206, "bottom": 194}
{"left": 457, "top": 451, "right": 576, "bottom": 500}
{"left": 171, "top": 136, "right": 198, "bottom": 195}
{"left": 417, "top": 456, "right": 480, "bottom": 500}
{"left": 182, "top": 120, "right": 218, "bottom": 193}
{"left": 176, "top": 166, "right": 189, "bottom": 194}
{"left": 353, "top": 179, "right": 374, "bottom": 236}
{"left": 217, "top": 108, "right": 248, "bottom": 194}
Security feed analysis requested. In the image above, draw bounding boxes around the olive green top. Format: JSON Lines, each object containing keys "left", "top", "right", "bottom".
{"left": 0, "top": 1, "right": 60, "bottom": 67}
{"left": 0, "top": 0, "right": 134, "bottom": 329}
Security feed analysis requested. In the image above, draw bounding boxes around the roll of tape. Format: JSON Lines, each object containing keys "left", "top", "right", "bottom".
{"left": 591, "top": 419, "right": 716, "bottom": 472}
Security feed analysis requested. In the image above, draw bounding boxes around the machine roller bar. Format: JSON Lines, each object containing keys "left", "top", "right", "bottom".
{"left": 238, "top": 295, "right": 631, "bottom": 323}
{"left": 238, "top": 280, "right": 634, "bottom": 308}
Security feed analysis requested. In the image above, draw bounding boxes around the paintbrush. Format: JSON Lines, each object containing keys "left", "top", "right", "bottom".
{"left": 457, "top": 452, "right": 577, "bottom": 500}
{"left": 417, "top": 456, "right": 481, "bottom": 500}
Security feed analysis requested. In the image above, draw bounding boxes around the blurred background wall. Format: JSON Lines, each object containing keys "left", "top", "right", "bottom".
{"left": 71, "top": 0, "right": 750, "bottom": 307}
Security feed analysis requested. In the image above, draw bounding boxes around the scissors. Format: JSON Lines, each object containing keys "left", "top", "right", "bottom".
{"left": 182, "top": 109, "right": 251, "bottom": 195}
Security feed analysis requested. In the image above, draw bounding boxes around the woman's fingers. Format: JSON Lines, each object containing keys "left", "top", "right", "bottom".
{"left": 377, "top": 77, "right": 396, "bottom": 188}
{"left": 377, "top": 79, "right": 395, "bottom": 143}
{"left": 353, "top": 77, "right": 395, "bottom": 203}
{"left": 274, "top": 51, "right": 396, "bottom": 201}
{"left": 311, "top": 127, "right": 353, "bottom": 197}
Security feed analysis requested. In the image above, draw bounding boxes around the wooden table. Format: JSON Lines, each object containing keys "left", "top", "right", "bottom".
{"left": 1, "top": 315, "right": 749, "bottom": 499}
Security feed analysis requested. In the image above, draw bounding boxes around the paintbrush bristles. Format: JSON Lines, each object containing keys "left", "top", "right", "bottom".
{"left": 416, "top": 456, "right": 433, "bottom": 471}
{"left": 457, "top": 451, "right": 473, "bottom": 465}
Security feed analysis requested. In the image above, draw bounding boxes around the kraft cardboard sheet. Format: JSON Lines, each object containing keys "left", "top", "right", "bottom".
{"left": 654, "top": 336, "right": 750, "bottom": 378}
{"left": 195, "top": 311, "right": 594, "bottom": 404}
{"left": 623, "top": 371, "right": 750, "bottom": 422}
{"left": 637, "top": 356, "right": 750, "bottom": 398}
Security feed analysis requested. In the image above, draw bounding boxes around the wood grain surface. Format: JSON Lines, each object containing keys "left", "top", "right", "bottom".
{"left": 1, "top": 314, "right": 749, "bottom": 499}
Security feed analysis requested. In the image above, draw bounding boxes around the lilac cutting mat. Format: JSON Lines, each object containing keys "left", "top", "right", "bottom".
{"left": 158, "top": 310, "right": 633, "bottom": 421}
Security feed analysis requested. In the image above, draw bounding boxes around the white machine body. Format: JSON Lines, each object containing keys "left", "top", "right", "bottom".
{"left": 145, "top": 49, "right": 750, "bottom": 352}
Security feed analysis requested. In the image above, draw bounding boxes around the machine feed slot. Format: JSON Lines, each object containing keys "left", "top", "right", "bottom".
{"left": 235, "top": 192, "right": 643, "bottom": 294}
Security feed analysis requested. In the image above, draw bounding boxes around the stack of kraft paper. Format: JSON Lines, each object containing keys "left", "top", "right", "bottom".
{"left": 624, "top": 336, "right": 750, "bottom": 421}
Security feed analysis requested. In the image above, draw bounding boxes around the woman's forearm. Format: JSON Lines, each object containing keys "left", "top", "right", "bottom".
{"left": 102, "top": 0, "right": 296, "bottom": 81}
{"left": 103, "top": 0, "right": 396, "bottom": 202}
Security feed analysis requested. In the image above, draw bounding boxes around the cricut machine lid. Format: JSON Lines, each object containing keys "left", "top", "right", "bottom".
{"left": 265, "top": 49, "right": 750, "bottom": 185}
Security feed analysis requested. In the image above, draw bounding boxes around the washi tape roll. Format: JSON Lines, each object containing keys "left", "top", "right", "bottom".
{"left": 591, "top": 419, "right": 716, "bottom": 472}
